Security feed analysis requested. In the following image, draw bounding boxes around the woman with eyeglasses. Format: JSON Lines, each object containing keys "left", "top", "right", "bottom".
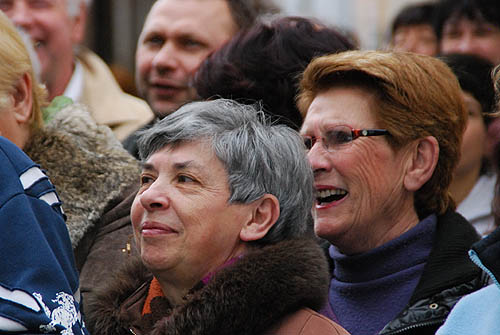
{"left": 298, "top": 50, "right": 488, "bottom": 335}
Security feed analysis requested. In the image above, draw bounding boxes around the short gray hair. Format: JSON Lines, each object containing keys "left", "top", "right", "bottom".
{"left": 66, "top": 0, "right": 92, "bottom": 17}
{"left": 138, "top": 99, "right": 314, "bottom": 245}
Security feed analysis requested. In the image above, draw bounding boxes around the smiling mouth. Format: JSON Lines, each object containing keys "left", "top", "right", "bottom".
{"left": 316, "top": 188, "right": 347, "bottom": 205}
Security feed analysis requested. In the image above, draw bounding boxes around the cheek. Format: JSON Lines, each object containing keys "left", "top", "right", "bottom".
{"left": 462, "top": 121, "right": 486, "bottom": 151}
{"left": 440, "top": 38, "right": 458, "bottom": 52}
{"left": 342, "top": 147, "right": 393, "bottom": 189}
{"left": 184, "top": 51, "right": 212, "bottom": 74}
{"left": 136, "top": 50, "right": 153, "bottom": 77}
{"left": 130, "top": 197, "right": 143, "bottom": 232}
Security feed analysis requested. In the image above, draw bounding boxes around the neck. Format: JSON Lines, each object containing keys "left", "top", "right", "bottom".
{"left": 450, "top": 166, "right": 481, "bottom": 205}
{"left": 154, "top": 245, "right": 248, "bottom": 306}
{"left": 46, "top": 61, "right": 75, "bottom": 101}
{"left": 335, "top": 196, "right": 420, "bottom": 255}
{"left": 156, "top": 279, "right": 193, "bottom": 307}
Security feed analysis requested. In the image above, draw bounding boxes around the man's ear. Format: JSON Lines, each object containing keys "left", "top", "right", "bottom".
{"left": 71, "top": 2, "right": 88, "bottom": 45}
{"left": 404, "top": 136, "right": 439, "bottom": 192}
{"left": 12, "top": 73, "right": 33, "bottom": 125}
{"left": 240, "top": 194, "right": 280, "bottom": 242}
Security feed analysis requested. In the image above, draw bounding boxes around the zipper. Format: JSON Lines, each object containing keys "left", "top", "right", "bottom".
{"left": 381, "top": 318, "right": 444, "bottom": 334}
{"left": 468, "top": 250, "right": 500, "bottom": 288}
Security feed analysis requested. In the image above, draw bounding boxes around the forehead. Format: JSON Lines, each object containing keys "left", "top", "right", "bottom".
{"left": 303, "top": 86, "right": 379, "bottom": 130}
{"left": 444, "top": 12, "right": 496, "bottom": 28}
{"left": 395, "top": 24, "right": 435, "bottom": 35}
{"left": 0, "top": 0, "right": 68, "bottom": 9}
{"left": 142, "top": 0, "right": 237, "bottom": 41}
{"left": 145, "top": 140, "right": 222, "bottom": 171}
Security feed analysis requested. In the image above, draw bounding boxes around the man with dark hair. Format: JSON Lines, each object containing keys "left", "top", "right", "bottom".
{"left": 389, "top": 2, "right": 438, "bottom": 56}
{"left": 434, "top": 0, "right": 500, "bottom": 65}
{"left": 123, "top": 0, "right": 277, "bottom": 159}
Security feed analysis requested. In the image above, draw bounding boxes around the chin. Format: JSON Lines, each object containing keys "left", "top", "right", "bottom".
{"left": 314, "top": 221, "right": 344, "bottom": 243}
{"left": 140, "top": 246, "right": 169, "bottom": 268}
{"left": 153, "top": 101, "right": 183, "bottom": 119}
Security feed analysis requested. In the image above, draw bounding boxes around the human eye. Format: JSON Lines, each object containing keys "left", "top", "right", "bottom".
{"left": 179, "top": 36, "right": 205, "bottom": 50}
{"left": 302, "top": 135, "right": 315, "bottom": 150}
{"left": 177, "top": 174, "right": 196, "bottom": 183}
{"left": 468, "top": 108, "right": 481, "bottom": 118}
{"left": 442, "top": 26, "right": 461, "bottom": 39}
{"left": 326, "top": 127, "right": 352, "bottom": 146}
{"left": 143, "top": 34, "right": 164, "bottom": 48}
{"left": 474, "top": 24, "right": 499, "bottom": 37}
{"left": 140, "top": 174, "right": 155, "bottom": 187}
{"left": 28, "top": 0, "right": 52, "bottom": 9}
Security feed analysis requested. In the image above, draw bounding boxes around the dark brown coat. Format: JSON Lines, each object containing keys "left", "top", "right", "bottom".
{"left": 85, "top": 238, "right": 349, "bottom": 335}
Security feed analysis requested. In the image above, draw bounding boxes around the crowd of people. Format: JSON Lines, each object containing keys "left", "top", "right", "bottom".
{"left": 0, "top": 0, "right": 499, "bottom": 334}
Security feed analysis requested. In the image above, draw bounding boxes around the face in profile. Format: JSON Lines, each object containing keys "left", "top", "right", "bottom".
{"left": 300, "top": 86, "right": 413, "bottom": 254}
{"left": 0, "top": 0, "right": 86, "bottom": 98}
{"left": 135, "top": 0, "right": 238, "bottom": 118}
{"left": 392, "top": 24, "right": 438, "bottom": 56}
{"left": 455, "top": 91, "right": 487, "bottom": 178}
{"left": 441, "top": 16, "right": 500, "bottom": 65}
{"left": 131, "top": 140, "right": 251, "bottom": 280}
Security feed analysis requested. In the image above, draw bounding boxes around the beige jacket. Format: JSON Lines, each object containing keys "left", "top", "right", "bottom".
{"left": 78, "top": 49, "right": 153, "bottom": 141}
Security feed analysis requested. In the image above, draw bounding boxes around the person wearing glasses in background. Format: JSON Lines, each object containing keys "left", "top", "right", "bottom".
{"left": 298, "top": 50, "right": 488, "bottom": 335}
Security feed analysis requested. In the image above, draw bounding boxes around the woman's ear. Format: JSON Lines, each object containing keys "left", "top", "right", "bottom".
{"left": 240, "top": 194, "right": 280, "bottom": 242}
{"left": 12, "top": 73, "right": 33, "bottom": 124}
{"left": 404, "top": 136, "right": 439, "bottom": 191}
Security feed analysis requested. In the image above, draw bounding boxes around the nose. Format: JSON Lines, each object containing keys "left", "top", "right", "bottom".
{"left": 307, "top": 142, "right": 333, "bottom": 176}
{"left": 6, "top": 2, "right": 34, "bottom": 30}
{"left": 396, "top": 35, "right": 417, "bottom": 53}
{"left": 138, "top": 181, "right": 170, "bottom": 212}
{"left": 151, "top": 42, "right": 179, "bottom": 73}
{"left": 455, "top": 33, "right": 476, "bottom": 53}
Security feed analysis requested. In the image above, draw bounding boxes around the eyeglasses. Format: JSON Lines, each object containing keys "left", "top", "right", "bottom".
{"left": 302, "top": 125, "right": 390, "bottom": 152}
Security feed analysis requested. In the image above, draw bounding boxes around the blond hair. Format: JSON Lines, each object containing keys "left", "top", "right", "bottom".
{"left": 298, "top": 50, "right": 467, "bottom": 218}
{"left": 0, "top": 11, "right": 47, "bottom": 130}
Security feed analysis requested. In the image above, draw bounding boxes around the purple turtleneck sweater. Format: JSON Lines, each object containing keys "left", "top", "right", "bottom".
{"left": 322, "top": 214, "right": 437, "bottom": 335}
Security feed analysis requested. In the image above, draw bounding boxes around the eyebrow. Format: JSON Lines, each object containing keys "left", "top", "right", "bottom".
{"left": 172, "top": 160, "right": 205, "bottom": 173}
{"left": 140, "top": 160, "right": 204, "bottom": 173}
{"left": 140, "top": 162, "right": 156, "bottom": 172}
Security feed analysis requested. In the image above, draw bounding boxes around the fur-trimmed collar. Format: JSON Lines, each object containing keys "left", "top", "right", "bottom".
{"left": 86, "top": 238, "right": 330, "bottom": 335}
{"left": 24, "top": 103, "right": 140, "bottom": 248}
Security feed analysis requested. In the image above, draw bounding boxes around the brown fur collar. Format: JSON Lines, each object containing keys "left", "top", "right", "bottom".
{"left": 23, "top": 104, "right": 140, "bottom": 248}
{"left": 86, "top": 238, "right": 330, "bottom": 335}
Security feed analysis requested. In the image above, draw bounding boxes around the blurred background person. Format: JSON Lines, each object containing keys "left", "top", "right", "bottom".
{"left": 441, "top": 53, "right": 497, "bottom": 236}
{"left": 123, "top": 0, "right": 278, "bottom": 158}
{"left": 194, "top": 16, "right": 355, "bottom": 131}
{"left": 0, "top": 0, "right": 153, "bottom": 141}
{"left": 434, "top": 0, "right": 500, "bottom": 65}
{"left": 434, "top": 0, "right": 500, "bottom": 202}
{"left": 86, "top": 99, "right": 349, "bottom": 335}
{"left": 0, "top": 9, "right": 140, "bottom": 309}
{"left": 388, "top": 2, "right": 438, "bottom": 56}
{"left": 298, "top": 50, "right": 488, "bottom": 335}
{"left": 437, "top": 67, "right": 500, "bottom": 334}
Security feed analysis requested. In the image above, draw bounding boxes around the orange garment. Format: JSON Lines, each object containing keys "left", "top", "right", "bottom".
{"left": 142, "top": 277, "right": 164, "bottom": 315}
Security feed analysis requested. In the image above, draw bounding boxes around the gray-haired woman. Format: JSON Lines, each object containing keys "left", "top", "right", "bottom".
{"left": 85, "top": 99, "right": 349, "bottom": 335}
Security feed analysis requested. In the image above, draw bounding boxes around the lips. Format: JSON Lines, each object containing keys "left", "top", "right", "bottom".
{"left": 141, "top": 221, "right": 177, "bottom": 236}
{"left": 315, "top": 186, "right": 348, "bottom": 209}
{"left": 149, "top": 81, "right": 188, "bottom": 97}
